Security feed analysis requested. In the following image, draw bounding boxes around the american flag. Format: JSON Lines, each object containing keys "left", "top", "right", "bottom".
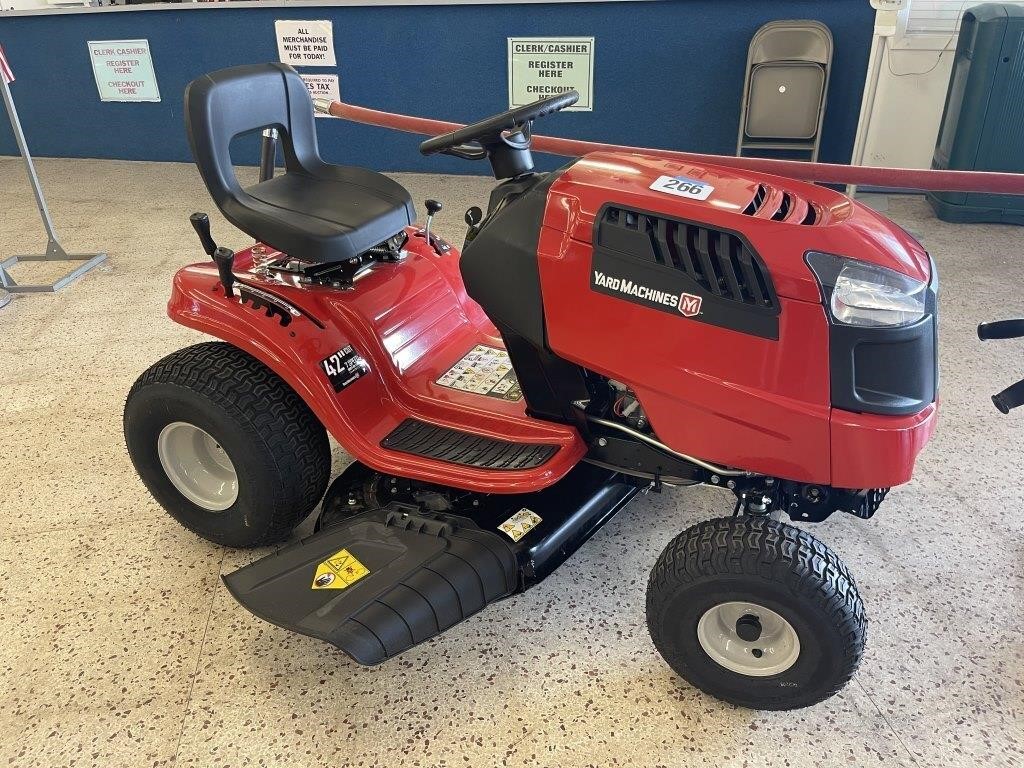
{"left": 0, "top": 45, "right": 13, "bottom": 85}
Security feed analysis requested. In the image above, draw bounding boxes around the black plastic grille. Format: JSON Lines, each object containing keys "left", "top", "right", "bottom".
{"left": 600, "top": 207, "right": 777, "bottom": 309}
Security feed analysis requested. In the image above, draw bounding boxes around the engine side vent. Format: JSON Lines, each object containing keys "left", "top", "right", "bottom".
{"left": 742, "top": 185, "right": 820, "bottom": 225}
{"left": 598, "top": 206, "right": 778, "bottom": 310}
{"left": 742, "top": 184, "right": 768, "bottom": 216}
{"left": 771, "top": 193, "right": 793, "bottom": 221}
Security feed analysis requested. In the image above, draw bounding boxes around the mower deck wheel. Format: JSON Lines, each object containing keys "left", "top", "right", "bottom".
{"left": 124, "top": 342, "right": 331, "bottom": 547}
{"left": 646, "top": 516, "right": 866, "bottom": 710}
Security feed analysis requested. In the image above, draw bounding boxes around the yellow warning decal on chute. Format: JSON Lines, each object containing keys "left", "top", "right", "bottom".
{"left": 311, "top": 548, "right": 369, "bottom": 590}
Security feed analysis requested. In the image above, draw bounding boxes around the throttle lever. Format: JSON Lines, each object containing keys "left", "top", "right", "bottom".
{"left": 212, "top": 247, "right": 236, "bottom": 298}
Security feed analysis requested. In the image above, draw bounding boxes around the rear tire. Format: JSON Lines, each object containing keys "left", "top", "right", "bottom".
{"left": 646, "top": 516, "right": 866, "bottom": 710}
{"left": 124, "top": 342, "right": 331, "bottom": 547}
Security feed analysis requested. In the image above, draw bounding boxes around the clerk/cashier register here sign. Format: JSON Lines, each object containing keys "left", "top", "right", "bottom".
{"left": 508, "top": 37, "right": 594, "bottom": 111}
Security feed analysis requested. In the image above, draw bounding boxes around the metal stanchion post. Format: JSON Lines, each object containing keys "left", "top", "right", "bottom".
{"left": 0, "top": 48, "right": 106, "bottom": 298}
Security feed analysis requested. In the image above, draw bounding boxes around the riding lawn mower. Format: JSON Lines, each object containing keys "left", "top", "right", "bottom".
{"left": 124, "top": 63, "right": 938, "bottom": 711}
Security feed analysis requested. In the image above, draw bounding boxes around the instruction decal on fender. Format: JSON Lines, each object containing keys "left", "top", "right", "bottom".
{"left": 311, "top": 548, "right": 369, "bottom": 590}
{"left": 436, "top": 344, "right": 523, "bottom": 401}
{"left": 498, "top": 508, "right": 542, "bottom": 542}
{"left": 649, "top": 175, "right": 714, "bottom": 201}
{"left": 320, "top": 345, "right": 369, "bottom": 393}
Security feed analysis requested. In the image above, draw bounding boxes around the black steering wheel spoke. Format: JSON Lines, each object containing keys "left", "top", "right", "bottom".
{"left": 444, "top": 143, "right": 489, "bottom": 161}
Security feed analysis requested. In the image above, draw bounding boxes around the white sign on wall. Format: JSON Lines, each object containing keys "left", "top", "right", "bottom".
{"left": 508, "top": 37, "right": 594, "bottom": 111}
{"left": 301, "top": 74, "right": 341, "bottom": 117}
{"left": 275, "top": 20, "right": 336, "bottom": 67}
{"left": 87, "top": 39, "right": 160, "bottom": 103}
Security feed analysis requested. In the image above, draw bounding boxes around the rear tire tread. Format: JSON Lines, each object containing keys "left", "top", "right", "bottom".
{"left": 126, "top": 342, "right": 330, "bottom": 545}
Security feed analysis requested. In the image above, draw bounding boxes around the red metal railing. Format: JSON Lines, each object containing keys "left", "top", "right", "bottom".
{"left": 323, "top": 100, "right": 1024, "bottom": 195}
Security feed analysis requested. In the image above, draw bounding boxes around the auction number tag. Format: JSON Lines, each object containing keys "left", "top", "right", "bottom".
{"left": 649, "top": 175, "right": 714, "bottom": 201}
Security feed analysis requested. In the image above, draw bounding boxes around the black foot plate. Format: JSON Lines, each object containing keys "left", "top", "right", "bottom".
{"left": 381, "top": 419, "right": 558, "bottom": 470}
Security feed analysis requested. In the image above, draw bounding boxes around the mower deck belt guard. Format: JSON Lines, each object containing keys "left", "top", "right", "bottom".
{"left": 224, "top": 509, "right": 519, "bottom": 664}
{"left": 223, "top": 463, "right": 639, "bottom": 663}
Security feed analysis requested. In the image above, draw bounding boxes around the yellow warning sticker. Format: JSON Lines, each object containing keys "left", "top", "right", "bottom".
{"left": 311, "top": 548, "right": 370, "bottom": 590}
{"left": 498, "top": 508, "right": 542, "bottom": 542}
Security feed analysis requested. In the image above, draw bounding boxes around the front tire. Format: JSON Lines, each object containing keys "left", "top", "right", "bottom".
{"left": 646, "top": 516, "right": 866, "bottom": 710}
{"left": 124, "top": 342, "right": 331, "bottom": 547}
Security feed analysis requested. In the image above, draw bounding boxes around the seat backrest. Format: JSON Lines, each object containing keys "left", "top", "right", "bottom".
{"left": 748, "top": 20, "right": 833, "bottom": 66}
{"left": 185, "top": 63, "right": 323, "bottom": 209}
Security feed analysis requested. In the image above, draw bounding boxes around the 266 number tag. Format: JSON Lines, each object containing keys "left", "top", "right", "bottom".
{"left": 649, "top": 175, "right": 714, "bottom": 201}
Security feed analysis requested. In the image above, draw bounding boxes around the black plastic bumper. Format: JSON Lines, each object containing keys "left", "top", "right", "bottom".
{"left": 829, "top": 256, "right": 939, "bottom": 416}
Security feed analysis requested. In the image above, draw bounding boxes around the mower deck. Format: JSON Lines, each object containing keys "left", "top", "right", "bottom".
{"left": 224, "top": 463, "right": 639, "bottom": 663}
{"left": 167, "top": 235, "right": 588, "bottom": 493}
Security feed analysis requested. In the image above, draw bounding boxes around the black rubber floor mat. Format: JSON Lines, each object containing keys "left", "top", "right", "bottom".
{"left": 381, "top": 419, "right": 558, "bottom": 470}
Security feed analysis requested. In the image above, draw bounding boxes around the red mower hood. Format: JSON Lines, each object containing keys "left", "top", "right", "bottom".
{"left": 545, "top": 152, "right": 931, "bottom": 303}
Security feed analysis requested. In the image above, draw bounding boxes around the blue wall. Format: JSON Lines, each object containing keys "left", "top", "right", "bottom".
{"left": 0, "top": 1, "right": 873, "bottom": 173}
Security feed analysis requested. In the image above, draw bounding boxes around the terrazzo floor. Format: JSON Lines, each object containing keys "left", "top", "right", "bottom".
{"left": 1, "top": 157, "right": 1022, "bottom": 767}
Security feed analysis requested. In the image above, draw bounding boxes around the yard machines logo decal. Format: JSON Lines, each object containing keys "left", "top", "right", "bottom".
{"left": 589, "top": 248, "right": 778, "bottom": 339}
{"left": 678, "top": 292, "right": 703, "bottom": 317}
{"left": 592, "top": 269, "right": 703, "bottom": 319}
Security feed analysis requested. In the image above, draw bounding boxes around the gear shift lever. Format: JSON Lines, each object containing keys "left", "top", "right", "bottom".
{"left": 423, "top": 199, "right": 442, "bottom": 244}
{"left": 419, "top": 199, "right": 450, "bottom": 256}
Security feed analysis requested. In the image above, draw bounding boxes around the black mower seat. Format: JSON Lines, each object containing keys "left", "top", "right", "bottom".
{"left": 185, "top": 63, "right": 415, "bottom": 263}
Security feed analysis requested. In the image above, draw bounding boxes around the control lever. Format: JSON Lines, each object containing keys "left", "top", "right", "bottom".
{"left": 978, "top": 318, "right": 1024, "bottom": 413}
{"left": 423, "top": 199, "right": 442, "bottom": 244}
{"left": 464, "top": 206, "right": 483, "bottom": 245}
{"left": 212, "top": 246, "right": 236, "bottom": 298}
{"left": 189, "top": 212, "right": 217, "bottom": 257}
{"left": 419, "top": 199, "right": 451, "bottom": 255}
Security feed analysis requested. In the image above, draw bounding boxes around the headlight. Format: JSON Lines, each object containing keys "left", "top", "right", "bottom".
{"left": 806, "top": 252, "right": 927, "bottom": 328}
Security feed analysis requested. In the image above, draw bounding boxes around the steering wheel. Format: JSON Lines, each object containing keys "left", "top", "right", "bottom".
{"left": 419, "top": 90, "right": 579, "bottom": 159}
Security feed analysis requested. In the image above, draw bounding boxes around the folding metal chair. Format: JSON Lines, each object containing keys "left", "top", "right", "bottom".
{"left": 736, "top": 20, "right": 833, "bottom": 162}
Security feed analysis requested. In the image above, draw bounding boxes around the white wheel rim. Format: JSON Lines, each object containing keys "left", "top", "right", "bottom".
{"left": 156, "top": 421, "right": 239, "bottom": 512}
{"left": 696, "top": 601, "right": 801, "bottom": 677}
